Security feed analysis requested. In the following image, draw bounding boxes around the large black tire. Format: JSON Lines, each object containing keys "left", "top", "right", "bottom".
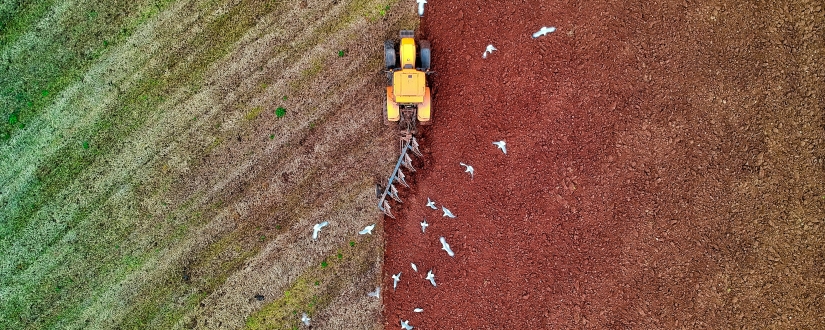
{"left": 384, "top": 40, "right": 396, "bottom": 70}
{"left": 419, "top": 40, "right": 431, "bottom": 71}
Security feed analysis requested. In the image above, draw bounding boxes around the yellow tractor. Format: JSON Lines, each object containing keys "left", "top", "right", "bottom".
{"left": 376, "top": 30, "right": 431, "bottom": 218}
{"left": 384, "top": 30, "right": 432, "bottom": 137}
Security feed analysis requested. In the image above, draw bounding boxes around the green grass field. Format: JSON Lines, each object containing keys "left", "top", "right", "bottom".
{"left": 0, "top": 0, "right": 416, "bottom": 328}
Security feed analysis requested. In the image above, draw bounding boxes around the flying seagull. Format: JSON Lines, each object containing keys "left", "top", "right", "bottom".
{"left": 425, "top": 270, "right": 437, "bottom": 287}
{"left": 442, "top": 206, "right": 456, "bottom": 218}
{"left": 416, "top": 0, "right": 426, "bottom": 17}
{"left": 301, "top": 312, "right": 311, "bottom": 326}
{"left": 439, "top": 237, "right": 455, "bottom": 257}
{"left": 312, "top": 221, "right": 329, "bottom": 240}
{"left": 493, "top": 140, "right": 507, "bottom": 154}
{"left": 392, "top": 272, "right": 402, "bottom": 290}
{"left": 532, "top": 26, "right": 557, "bottom": 38}
{"left": 420, "top": 219, "right": 429, "bottom": 233}
{"left": 482, "top": 44, "right": 497, "bottom": 59}
{"left": 460, "top": 162, "right": 474, "bottom": 179}
{"left": 414, "top": 308, "right": 424, "bottom": 313}
{"left": 367, "top": 287, "right": 381, "bottom": 298}
{"left": 359, "top": 224, "right": 375, "bottom": 235}
{"left": 411, "top": 263, "right": 418, "bottom": 272}
{"left": 401, "top": 319, "right": 414, "bottom": 330}
{"left": 426, "top": 197, "right": 437, "bottom": 209}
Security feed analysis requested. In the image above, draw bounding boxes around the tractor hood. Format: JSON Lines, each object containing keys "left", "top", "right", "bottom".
{"left": 393, "top": 69, "right": 426, "bottom": 104}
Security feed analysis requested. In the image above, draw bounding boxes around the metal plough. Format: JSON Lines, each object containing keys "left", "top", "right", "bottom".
{"left": 377, "top": 136, "right": 422, "bottom": 218}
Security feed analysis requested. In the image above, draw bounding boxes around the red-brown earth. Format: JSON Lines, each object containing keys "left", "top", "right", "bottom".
{"left": 383, "top": 0, "right": 825, "bottom": 329}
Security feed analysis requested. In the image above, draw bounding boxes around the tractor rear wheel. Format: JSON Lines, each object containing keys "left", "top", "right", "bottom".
{"left": 384, "top": 40, "right": 396, "bottom": 70}
{"left": 419, "top": 40, "right": 431, "bottom": 71}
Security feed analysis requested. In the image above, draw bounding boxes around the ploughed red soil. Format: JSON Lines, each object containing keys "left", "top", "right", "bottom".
{"left": 383, "top": 0, "right": 825, "bottom": 329}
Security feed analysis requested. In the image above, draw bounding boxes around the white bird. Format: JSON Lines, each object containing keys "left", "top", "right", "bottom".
{"left": 420, "top": 219, "right": 428, "bottom": 233}
{"left": 414, "top": 308, "right": 424, "bottom": 313}
{"left": 482, "top": 44, "right": 497, "bottom": 59}
{"left": 493, "top": 140, "right": 507, "bottom": 154}
{"left": 442, "top": 206, "right": 456, "bottom": 218}
{"left": 411, "top": 263, "right": 418, "bottom": 272}
{"left": 416, "top": 0, "right": 426, "bottom": 17}
{"left": 425, "top": 270, "right": 437, "bottom": 287}
{"left": 426, "top": 197, "right": 437, "bottom": 209}
{"left": 532, "top": 26, "right": 557, "bottom": 38}
{"left": 301, "top": 312, "right": 311, "bottom": 326}
{"left": 439, "top": 237, "right": 455, "bottom": 257}
{"left": 359, "top": 224, "right": 375, "bottom": 235}
{"left": 459, "top": 162, "right": 474, "bottom": 179}
{"left": 392, "top": 272, "right": 402, "bottom": 290}
{"left": 368, "top": 287, "right": 381, "bottom": 298}
{"left": 312, "top": 221, "right": 329, "bottom": 240}
{"left": 401, "top": 319, "right": 414, "bottom": 330}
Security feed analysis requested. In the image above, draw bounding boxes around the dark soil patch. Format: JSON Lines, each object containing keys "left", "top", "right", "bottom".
{"left": 383, "top": 0, "right": 825, "bottom": 328}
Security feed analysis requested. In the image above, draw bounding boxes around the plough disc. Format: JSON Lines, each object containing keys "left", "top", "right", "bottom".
{"left": 382, "top": 200, "right": 395, "bottom": 219}
{"left": 403, "top": 153, "right": 416, "bottom": 172}
{"left": 389, "top": 184, "right": 402, "bottom": 203}
{"left": 397, "top": 169, "right": 409, "bottom": 188}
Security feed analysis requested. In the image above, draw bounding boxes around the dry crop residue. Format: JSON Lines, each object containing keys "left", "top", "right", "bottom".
{"left": 0, "top": 0, "right": 420, "bottom": 328}
{"left": 383, "top": 0, "right": 825, "bottom": 329}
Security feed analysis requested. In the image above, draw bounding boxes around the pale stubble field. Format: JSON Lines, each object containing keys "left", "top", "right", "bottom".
{"left": 0, "top": 0, "right": 417, "bottom": 328}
